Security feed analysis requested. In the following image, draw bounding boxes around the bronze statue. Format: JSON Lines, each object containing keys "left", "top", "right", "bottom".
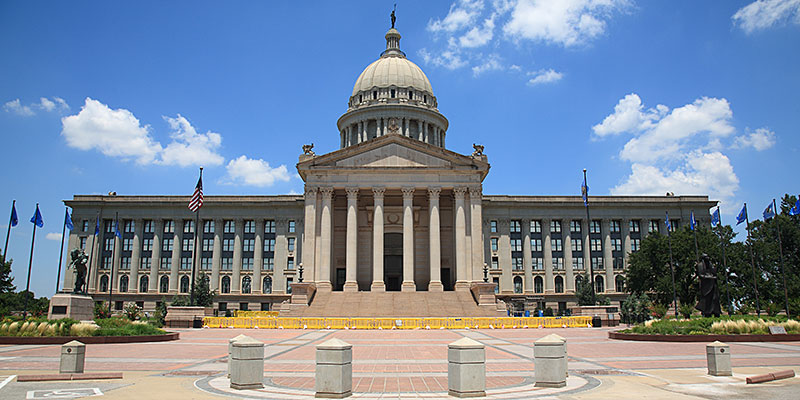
{"left": 302, "top": 143, "right": 315, "bottom": 156}
{"left": 69, "top": 248, "right": 89, "bottom": 295}
{"left": 391, "top": 5, "right": 396, "bottom": 28}
{"left": 472, "top": 143, "right": 485, "bottom": 157}
{"left": 695, "top": 254, "right": 721, "bottom": 317}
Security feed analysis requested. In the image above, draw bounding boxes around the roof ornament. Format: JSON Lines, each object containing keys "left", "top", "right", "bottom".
{"left": 391, "top": 4, "right": 396, "bottom": 28}
{"left": 302, "top": 143, "right": 315, "bottom": 156}
{"left": 472, "top": 143, "right": 484, "bottom": 157}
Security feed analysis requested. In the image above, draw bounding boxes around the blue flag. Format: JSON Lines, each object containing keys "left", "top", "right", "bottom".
{"left": 581, "top": 180, "right": 588, "bottom": 206}
{"left": 94, "top": 219, "right": 100, "bottom": 236}
{"left": 736, "top": 204, "right": 747, "bottom": 225}
{"left": 711, "top": 208, "right": 720, "bottom": 227}
{"left": 763, "top": 202, "right": 775, "bottom": 220}
{"left": 64, "top": 208, "right": 74, "bottom": 232}
{"left": 690, "top": 211, "right": 696, "bottom": 231}
{"left": 30, "top": 204, "right": 43, "bottom": 228}
{"left": 790, "top": 198, "right": 800, "bottom": 216}
{"left": 114, "top": 218, "right": 122, "bottom": 239}
{"left": 665, "top": 211, "right": 671, "bottom": 231}
{"left": 10, "top": 203, "right": 18, "bottom": 227}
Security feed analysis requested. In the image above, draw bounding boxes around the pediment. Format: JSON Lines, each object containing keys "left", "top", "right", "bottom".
{"left": 335, "top": 142, "right": 449, "bottom": 167}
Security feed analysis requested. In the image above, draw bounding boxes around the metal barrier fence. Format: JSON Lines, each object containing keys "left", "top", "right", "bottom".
{"left": 232, "top": 310, "right": 280, "bottom": 318}
{"left": 202, "top": 316, "right": 592, "bottom": 330}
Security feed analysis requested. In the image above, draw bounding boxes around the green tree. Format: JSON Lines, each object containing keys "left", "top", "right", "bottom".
{"left": 190, "top": 274, "right": 215, "bottom": 307}
{"left": 0, "top": 250, "right": 16, "bottom": 293}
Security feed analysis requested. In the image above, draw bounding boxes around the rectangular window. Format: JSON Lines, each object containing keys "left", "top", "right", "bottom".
{"left": 184, "top": 220, "right": 194, "bottom": 234}
{"left": 571, "top": 238, "right": 582, "bottom": 252}
{"left": 142, "top": 238, "right": 153, "bottom": 251}
{"left": 530, "top": 220, "right": 541, "bottom": 233}
{"left": 120, "top": 257, "right": 131, "bottom": 270}
{"left": 286, "top": 278, "right": 293, "bottom": 294}
{"left": 631, "top": 238, "right": 641, "bottom": 252}
{"left": 590, "top": 220, "right": 601, "bottom": 234}
{"left": 287, "top": 257, "right": 294, "bottom": 269}
{"left": 140, "top": 256, "right": 151, "bottom": 270}
{"left": 551, "top": 238, "right": 562, "bottom": 252}
{"left": 224, "top": 220, "right": 235, "bottom": 234}
{"left": 105, "top": 220, "right": 113, "bottom": 233}
{"left": 223, "top": 239, "right": 234, "bottom": 252}
{"left": 263, "top": 257, "right": 274, "bottom": 271}
{"left": 550, "top": 220, "right": 561, "bottom": 233}
{"left": 490, "top": 238, "right": 498, "bottom": 252}
{"left": 611, "top": 238, "right": 622, "bottom": 252}
{"left": 630, "top": 220, "right": 640, "bottom": 233}
{"left": 164, "top": 220, "right": 174, "bottom": 234}
{"left": 79, "top": 237, "right": 87, "bottom": 249}
{"left": 264, "top": 238, "right": 275, "bottom": 252}
{"left": 570, "top": 220, "right": 581, "bottom": 233}
{"left": 82, "top": 220, "right": 89, "bottom": 231}
{"left": 592, "top": 257, "right": 604, "bottom": 270}
{"left": 265, "top": 220, "right": 275, "bottom": 234}
{"left": 124, "top": 220, "right": 134, "bottom": 233}
{"left": 160, "top": 257, "right": 171, "bottom": 270}
{"left": 490, "top": 220, "right": 497, "bottom": 233}
{"left": 530, "top": 238, "right": 542, "bottom": 252}
{"left": 203, "top": 220, "right": 214, "bottom": 233}
{"left": 242, "top": 258, "right": 254, "bottom": 270}
{"left": 649, "top": 220, "right": 659, "bottom": 233}
{"left": 510, "top": 220, "right": 521, "bottom": 233}
{"left": 162, "top": 238, "right": 173, "bottom": 252}
{"left": 102, "top": 256, "right": 112, "bottom": 269}
{"left": 201, "top": 257, "right": 212, "bottom": 270}
{"left": 610, "top": 220, "right": 620, "bottom": 233}
{"left": 572, "top": 257, "right": 584, "bottom": 270}
{"left": 244, "top": 220, "right": 255, "bottom": 234}
{"left": 288, "top": 220, "right": 296, "bottom": 233}
{"left": 287, "top": 237, "right": 295, "bottom": 252}
{"left": 491, "top": 256, "right": 498, "bottom": 269}
{"left": 143, "top": 220, "right": 153, "bottom": 234}
{"left": 104, "top": 237, "right": 114, "bottom": 251}
{"left": 221, "top": 258, "right": 233, "bottom": 270}
{"left": 668, "top": 220, "right": 678, "bottom": 232}
{"left": 613, "top": 257, "right": 625, "bottom": 270}
{"left": 512, "top": 257, "right": 523, "bottom": 270}
{"left": 590, "top": 239, "right": 602, "bottom": 252}
{"left": 510, "top": 239, "right": 522, "bottom": 252}
{"left": 122, "top": 238, "right": 132, "bottom": 251}
{"left": 180, "top": 257, "right": 192, "bottom": 270}
{"left": 553, "top": 257, "right": 563, "bottom": 270}
{"left": 242, "top": 239, "right": 255, "bottom": 252}
{"left": 182, "top": 238, "right": 194, "bottom": 252}
{"left": 532, "top": 258, "right": 543, "bottom": 270}
{"left": 202, "top": 238, "right": 213, "bottom": 252}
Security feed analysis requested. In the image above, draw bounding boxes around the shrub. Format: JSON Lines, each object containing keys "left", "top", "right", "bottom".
{"left": 70, "top": 322, "right": 98, "bottom": 337}
{"left": 94, "top": 317, "right": 164, "bottom": 336}
{"left": 123, "top": 302, "right": 141, "bottom": 321}
{"left": 679, "top": 303, "right": 694, "bottom": 319}
{"left": 651, "top": 303, "right": 668, "bottom": 319}
{"left": 621, "top": 293, "right": 652, "bottom": 324}
{"left": 765, "top": 303, "right": 781, "bottom": 317}
{"left": 94, "top": 302, "right": 111, "bottom": 319}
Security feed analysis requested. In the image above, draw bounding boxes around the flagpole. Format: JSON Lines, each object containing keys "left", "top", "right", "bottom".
{"left": 772, "top": 199, "right": 790, "bottom": 317}
{"left": 23, "top": 203, "right": 40, "bottom": 318}
{"left": 691, "top": 210, "right": 700, "bottom": 261}
{"left": 55, "top": 207, "right": 68, "bottom": 294}
{"left": 86, "top": 212, "right": 100, "bottom": 294}
{"left": 744, "top": 203, "right": 760, "bottom": 316}
{"left": 3, "top": 200, "right": 14, "bottom": 263}
{"left": 108, "top": 212, "right": 118, "bottom": 314}
{"left": 190, "top": 167, "right": 203, "bottom": 305}
{"left": 666, "top": 212, "right": 678, "bottom": 319}
{"left": 716, "top": 207, "right": 732, "bottom": 314}
{"left": 582, "top": 169, "right": 596, "bottom": 305}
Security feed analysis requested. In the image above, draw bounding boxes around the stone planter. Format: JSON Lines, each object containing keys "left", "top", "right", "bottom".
{"left": 165, "top": 306, "right": 213, "bottom": 328}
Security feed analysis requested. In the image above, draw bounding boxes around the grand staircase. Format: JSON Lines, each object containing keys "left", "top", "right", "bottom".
{"left": 282, "top": 290, "right": 503, "bottom": 317}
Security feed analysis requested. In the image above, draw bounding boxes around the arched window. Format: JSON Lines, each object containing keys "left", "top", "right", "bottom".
{"left": 139, "top": 276, "right": 149, "bottom": 293}
{"left": 159, "top": 275, "right": 169, "bottom": 293}
{"left": 242, "top": 276, "right": 252, "bottom": 294}
{"left": 221, "top": 276, "right": 231, "bottom": 294}
{"left": 513, "top": 276, "right": 523, "bottom": 293}
{"left": 99, "top": 275, "right": 109, "bottom": 292}
{"left": 390, "top": 89, "right": 396, "bottom": 98}
{"left": 575, "top": 275, "right": 584, "bottom": 291}
{"left": 595, "top": 275, "right": 605, "bottom": 294}
{"left": 534, "top": 276, "right": 543, "bottom": 293}
{"left": 555, "top": 276, "right": 564, "bottom": 293}
{"left": 180, "top": 275, "right": 190, "bottom": 293}
{"left": 263, "top": 276, "right": 272, "bottom": 294}
{"left": 615, "top": 275, "right": 625, "bottom": 293}
{"left": 119, "top": 275, "right": 129, "bottom": 293}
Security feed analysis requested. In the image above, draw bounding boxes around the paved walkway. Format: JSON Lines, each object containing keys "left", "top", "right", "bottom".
{"left": 0, "top": 327, "right": 798, "bottom": 399}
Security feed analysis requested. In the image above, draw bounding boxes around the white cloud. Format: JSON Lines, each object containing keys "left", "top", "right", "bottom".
{"left": 472, "top": 54, "right": 504, "bottom": 76}
{"left": 61, "top": 98, "right": 163, "bottom": 165}
{"left": 503, "top": 0, "right": 630, "bottom": 47}
{"left": 526, "top": 68, "right": 563, "bottom": 85}
{"left": 733, "top": 127, "right": 776, "bottom": 151}
{"left": 159, "top": 115, "right": 224, "bottom": 167}
{"left": 37, "top": 96, "right": 69, "bottom": 112}
{"left": 224, "top": 155, "right": 291, "bottom": 187}
{"left": 38, "top": 97, "right": 56, "bottom": 112}
{"left": 3, "top": 99, "right": 35, "bottom": 116}
{"left": 732, "top": 0, "right": 800, "bottom": 34}
{"left": 418, "top": 48, "right": 468, "bottom": 70}
{"left": 594, "top": 93, "right": 747, "bottom": 204}
{"left": 46, "top": 233, "right": 62, "bottom": 241}
{"left": 428, "top": 0, "right": 486, "bottom": 33}
{"left": 459, "top": 15, "right": 496, "bottom": 48}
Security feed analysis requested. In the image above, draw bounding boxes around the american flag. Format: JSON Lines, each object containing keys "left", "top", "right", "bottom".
{"left": 189, "top": 171, "right": 203, "bottom": 212}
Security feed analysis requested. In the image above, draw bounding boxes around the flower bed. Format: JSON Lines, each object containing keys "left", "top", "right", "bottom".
{"left": 0, "top": 317, "right": 166, "bottom": 338}
{"left": 610, "top": 316, "right": 800, "bottom": 342}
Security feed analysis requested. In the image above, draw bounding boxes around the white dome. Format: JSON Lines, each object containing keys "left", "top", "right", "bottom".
{"left": 352, "top": 56, "right": 434, "bottom": 96}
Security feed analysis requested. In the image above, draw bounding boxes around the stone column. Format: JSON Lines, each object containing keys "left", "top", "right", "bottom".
{"left": 232, "top": 218, "right": 243, "bottom": 293}
{"left": 253, "top": 219, "right": 264, "bottom": 294}
{"left": 621, "top": 218, "right": 631, "bottom": 268}
{"left": 149, "top": 219, "right": 162, "bottom": 293}
{"left": 453, "top": 187, "right": 468, "bottom": 290}
{"left": 469, "top": 187, "right": 483, "bottom": 282}
{"left": 582, "top": 219, "right": 591, "bottom": 286}
{"left": 602, "top": 219, "right": 614, "bottom": 293}
{"left": 130, "top": 219, "right": 142, "bottom": 293}
{"left": 211, "top": 218, "right": 223, "bottom": 291}
{"left": 428, "top": 187, "right": 443, "bottom": 291}
{"left": 169, "top": 220, "right": 183, "bottom": 293}
{"left": 401, "top": 187, "right": 416, "bottom": 291}
{"left": 417, "top": 120, "right": 423, "bottom": 143}
{"left": 371, "top": 187, "right": 385, "bottom": 291}
{"left": 563, "top": 221, "right": 574, "bottom": 292}
{"left": 318, "top": 187, "right": 334, "bottom": 290}
{"left": 381, "top": 117, "right": 387, "bottom": 136}
{"left": 274, "top": 219, "right": 287, "bottom": 294}
{"left": 344, "top": 187, "right": 359, "bottom": 292}
{"left": 523, "top": 219, "right": 533, "bottom": 294}
{"left": 542, "top": 218, "right": 553, "bottom": 293}
{"left": 302, "top": 187, "right": 317, "bottom": 283}
{"left": 111, "top": 232, "right": 122, "bottom": 292}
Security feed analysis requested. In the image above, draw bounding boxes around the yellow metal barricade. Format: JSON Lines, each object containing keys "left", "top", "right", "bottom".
{"left": 201, "top": 315, "right": 595, "bottom": 329}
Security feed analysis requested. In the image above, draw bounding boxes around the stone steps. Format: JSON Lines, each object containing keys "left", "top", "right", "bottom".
{"left": 290, "top": 290, "right": 502, "bottom": 317}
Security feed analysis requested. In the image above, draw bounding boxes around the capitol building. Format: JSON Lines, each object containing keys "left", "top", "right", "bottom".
{"left": 62, "top": 24, "right": 715, "bottom": 316}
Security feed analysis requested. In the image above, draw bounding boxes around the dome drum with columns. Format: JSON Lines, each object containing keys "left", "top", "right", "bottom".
{"left": 337, "top": 27, "right": 448, "bottom": 148}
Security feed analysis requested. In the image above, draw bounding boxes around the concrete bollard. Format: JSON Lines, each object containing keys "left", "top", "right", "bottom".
{"left": 447, "top": 337, "right": 486, "bottom": 398}
{"left": 59, "top": 340, "right": 86, "bottom": 374}
{"left": 228, "top": 334, "right": 249, "bottom": 378}
{"left": 706, "top": 341, "right": 732, "bottom": 376}
{"left": 315, "top": 338, "right": 352, "bottom": 398}
{"left": 534, "top": 334, "right": 567, "bottom": 388}
{"left": 230, "top": 336, "right": 264, "bottom": 390}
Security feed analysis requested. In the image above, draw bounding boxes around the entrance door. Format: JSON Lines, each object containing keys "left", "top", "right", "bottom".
{"left": 384, "top": 233, "right": 403, "bottom": 291}
{"left": 335, "top": 269, "right": 345, "bottom": 291}
{"left": 442, "top": 268, "right": 453, "bottom": 291}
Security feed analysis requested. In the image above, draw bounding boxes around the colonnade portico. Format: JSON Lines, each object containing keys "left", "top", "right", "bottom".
{"left": 304, "top": 184, "right": 484, "bottom": 292}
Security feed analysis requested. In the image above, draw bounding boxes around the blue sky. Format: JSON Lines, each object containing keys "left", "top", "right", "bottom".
{"left": 1, "top": 1, "right": 798, "bottom": 298}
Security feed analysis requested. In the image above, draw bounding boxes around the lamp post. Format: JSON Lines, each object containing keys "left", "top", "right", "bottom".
{"left": 483, "top": 262, "right": 489, "bottom": 283}
{"left": 298, "top": 263, "right": 304, "bottom": 283}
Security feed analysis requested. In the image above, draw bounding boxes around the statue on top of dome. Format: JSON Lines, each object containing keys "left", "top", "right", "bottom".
{"left": 391, "top": 4, "right": 396, "bottom": 28}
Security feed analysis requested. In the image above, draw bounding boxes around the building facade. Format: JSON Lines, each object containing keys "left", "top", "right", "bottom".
{"left": 62, "top": 25, "right": 715, "bottom": 314}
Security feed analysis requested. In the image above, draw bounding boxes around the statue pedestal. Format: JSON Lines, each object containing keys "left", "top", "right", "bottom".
{"left": 48, "top": 293, "right": 94, "bottom": 322}
{"left": 290, "top": 282, "right": 317, "bottom": 305}
{"left": 470, "top": 282, "right": 497, "bottom": 306}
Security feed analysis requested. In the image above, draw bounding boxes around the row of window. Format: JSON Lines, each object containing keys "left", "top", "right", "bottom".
{"left": 501, "top": 275, "right": 625, "bottom": 294}
{"left": 491, "top": 237, "right": 640, "bottom": 253}
{"left": 496, "top": 256, "right": 625, "bottom": 271}
{"left": 81, "top": 219, "right": 294, "bottom": 235}
{"left": 96, "top": 274, "right": 290, "bottom": 295}
{"left": 98, "top": 255, "right": 294, "bottom": 271}
{"left": 491, "top": 219, "right": 675, "bottom": 235}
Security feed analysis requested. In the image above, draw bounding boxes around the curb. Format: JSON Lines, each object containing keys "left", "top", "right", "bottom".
{"left": 0, "top": 332, "right": 179, "bottom": 345}
{"left": 609, "top": 331, "right": 800, "bottom": 342}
